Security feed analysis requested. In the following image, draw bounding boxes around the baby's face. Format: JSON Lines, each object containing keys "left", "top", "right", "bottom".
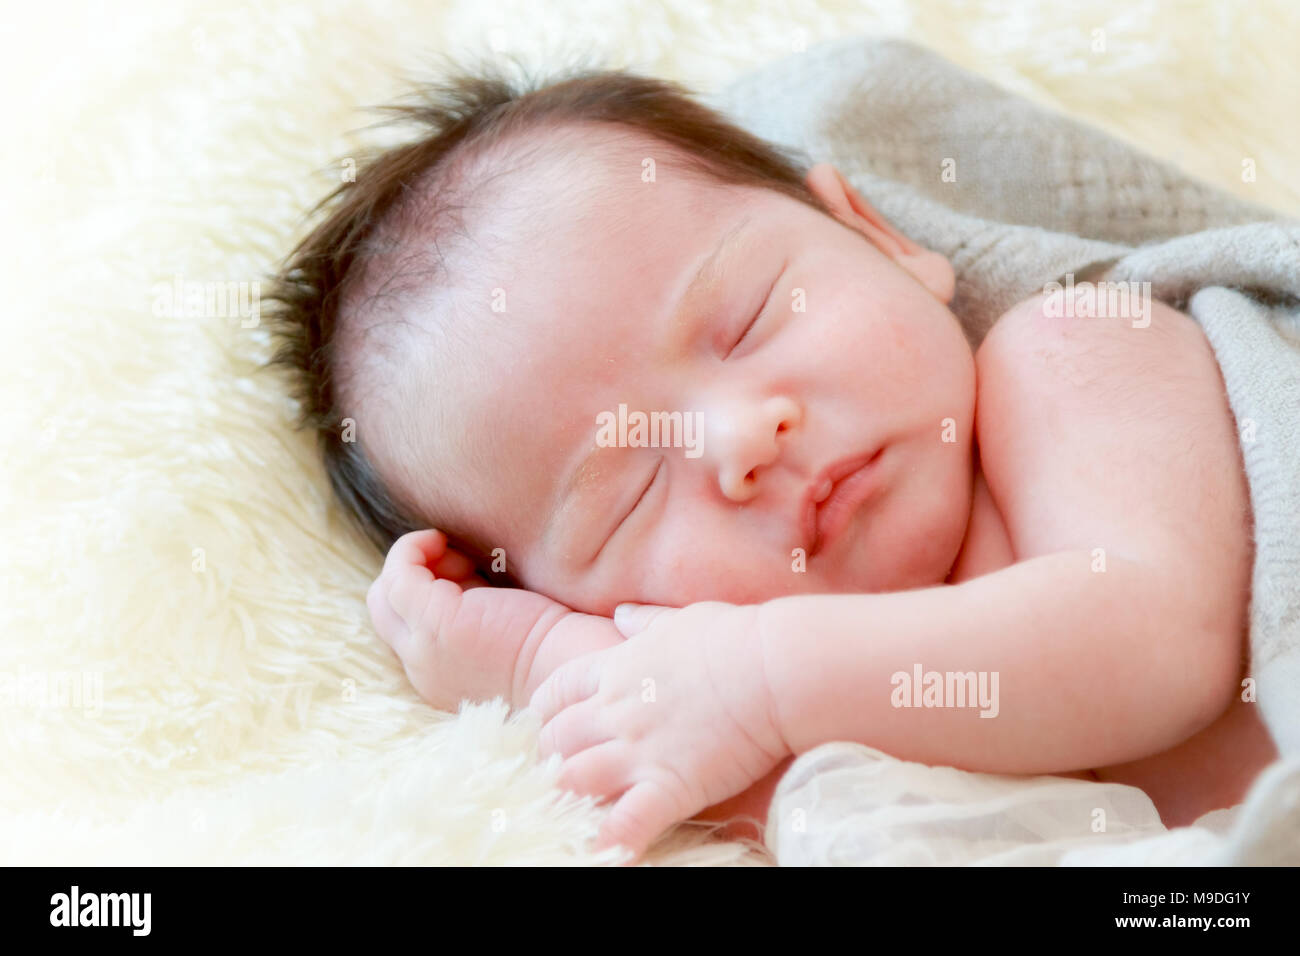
{"left": 399, "top": 136, "right": 977, "bottom": 616}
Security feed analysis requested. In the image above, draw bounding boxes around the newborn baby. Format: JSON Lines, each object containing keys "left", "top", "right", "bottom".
{"left": 267, "top": 67, "right": 1278, "bottom": 861}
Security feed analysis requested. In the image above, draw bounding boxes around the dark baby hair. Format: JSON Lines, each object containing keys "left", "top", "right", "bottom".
{"left": 262, "top": 54, "right": 831, "bottom": 580}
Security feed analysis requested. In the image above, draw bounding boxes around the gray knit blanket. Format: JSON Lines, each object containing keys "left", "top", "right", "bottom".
{"left": 707, "top": 38, "right": 1300, "bottom": 865}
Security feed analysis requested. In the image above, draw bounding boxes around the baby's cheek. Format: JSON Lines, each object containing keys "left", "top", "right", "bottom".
{"left": 635, "top": 525, "right": 797, "bottom": 607}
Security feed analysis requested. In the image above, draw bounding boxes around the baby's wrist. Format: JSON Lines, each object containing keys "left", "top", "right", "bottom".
{"left": 754, "top": 594, "right": 811, "bottom": 755}
{"left": 515, "top": 610, "right": 623, "bottom": 708}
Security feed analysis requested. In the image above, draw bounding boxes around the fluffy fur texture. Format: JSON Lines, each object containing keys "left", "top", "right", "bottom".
{"left": 2, "top": 0, "right": 1296, "bottom": 866}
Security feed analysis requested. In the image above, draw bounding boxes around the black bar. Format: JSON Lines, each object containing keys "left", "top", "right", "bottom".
{"left": 1, "top": 865, "right": 1289, "bottom": 942}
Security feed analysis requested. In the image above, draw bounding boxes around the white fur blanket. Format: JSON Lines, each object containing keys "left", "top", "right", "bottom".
{"left": 3, "top": 1, "right": 1297, "bottom": 867}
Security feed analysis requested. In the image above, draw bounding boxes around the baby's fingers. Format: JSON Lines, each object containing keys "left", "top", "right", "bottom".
{"left": 594, "top": 778, "right": 684, "bottom": 864}
{"left": 384, "top": 571, "right": 462, "bottom": 654}
{"left": 366, "top": 576, "right": 409, "bottom": 646}
{"left": 385, "top": 529, "right": 489, "bottom": 588}
{"left": 538, "top": 699, "right": 612, "bottom": 759}
{"left": 554, "top": 741, "right": 633, "bottom": 799}
{"left": 382, "top": 529, "right": 447, "bottom": 579}
{"left": 431, "top": 546, "right": 481, "bottom": 583}
{"left": 527, "top": 659, "right": 600, "bottom": 726}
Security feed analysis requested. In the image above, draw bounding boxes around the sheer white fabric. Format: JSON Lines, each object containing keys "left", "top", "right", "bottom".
{"left": 765, "top": 743, "right": 1244, "bottom": 866}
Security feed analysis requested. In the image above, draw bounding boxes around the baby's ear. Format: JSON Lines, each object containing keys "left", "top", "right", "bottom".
{"left": 805, "top": 163, "right": 955, "bottom": 305}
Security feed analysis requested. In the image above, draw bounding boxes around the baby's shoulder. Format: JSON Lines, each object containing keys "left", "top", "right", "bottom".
{"left": 974, "top": 287, "right": 1209, "bottom": 389}
{"left": 970, "top": 288, "right": 1249, "bottom": 573}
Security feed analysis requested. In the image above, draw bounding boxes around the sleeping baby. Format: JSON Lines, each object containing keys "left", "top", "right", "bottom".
{"left": 266, "top": 66, "right": 1278, "bottom": 861}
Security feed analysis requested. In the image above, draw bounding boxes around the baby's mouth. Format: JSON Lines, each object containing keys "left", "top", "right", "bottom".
{"left": 804, "top": 448, "right": 885, "bottom": 556}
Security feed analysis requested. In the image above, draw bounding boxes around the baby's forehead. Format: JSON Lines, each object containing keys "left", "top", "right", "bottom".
{"left": 494, "top": 122, "right": 740, "bottom": 234}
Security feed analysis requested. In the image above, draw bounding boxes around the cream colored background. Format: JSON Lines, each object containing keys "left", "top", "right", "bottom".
{"left": 1, "top": 0, "right": 1295, "bottom": 865}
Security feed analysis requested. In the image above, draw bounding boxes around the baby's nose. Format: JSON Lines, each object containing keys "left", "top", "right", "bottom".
{"left": 714, "top": 395, "right": 801, "bottom": 502}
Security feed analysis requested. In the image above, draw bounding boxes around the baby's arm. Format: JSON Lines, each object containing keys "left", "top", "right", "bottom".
{"left": 760, "top": 551, "right": 1234, "bottom": 773}
{"left": 511, "top": 612, "right": 623, "bottom": 705}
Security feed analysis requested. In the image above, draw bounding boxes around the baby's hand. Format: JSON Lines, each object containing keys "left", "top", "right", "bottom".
{"left": 368, "top": 529, "right": 580, "bottom": 712}
{"left": 527, "top": 601, "right": 789, "bottom": 862}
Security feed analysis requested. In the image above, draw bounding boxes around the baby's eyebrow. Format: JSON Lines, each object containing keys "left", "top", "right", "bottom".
{"left": 541, "top": 211, "right": 757, "bottom": 562}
